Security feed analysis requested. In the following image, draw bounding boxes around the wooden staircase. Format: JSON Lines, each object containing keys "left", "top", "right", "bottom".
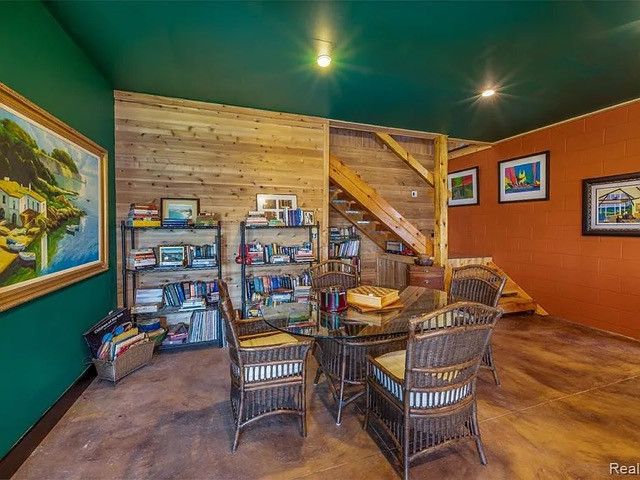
{"left": 329, "top": 155, "right": 432, "bottom": 255}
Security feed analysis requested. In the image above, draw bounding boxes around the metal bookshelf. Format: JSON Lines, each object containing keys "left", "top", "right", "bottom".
{"left": 240, "top": 221, "right": 320, "bottom": 318}
{"left": 120, "top": 220, "right": 223, "bottom": 350}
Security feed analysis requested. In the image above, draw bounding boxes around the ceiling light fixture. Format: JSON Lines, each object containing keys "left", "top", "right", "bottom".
{"left": 317, "top": 53, "right": 332, "bottom": 68}
{"left": 481, "top": 89, "right": 496, "bottom": 98}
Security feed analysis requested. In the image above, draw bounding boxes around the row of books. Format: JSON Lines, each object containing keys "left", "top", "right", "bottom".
{"left": 186, "top": 310, "right": 219, "bottom": 343}
{"left": 127, "top": 203, "right": 161, "bottom": 228}
{"left": 244, "top": 240, "right": 314, "bottom": 264}
{"left": 245, "top": 272, "right": 312, "bottom": 296}
{"left": 330, "top": 226, "right": 358, "bottom": 240}
{"left": 163, "top": 280, "right": 220, "bottom": 307}
{"left": 126, "top": 244, "right": 218, "bottom": 270}
{"left": 329, "top": 239, "right": 360, "bottom": 258}
{"left": 246, "top": 211, "right": 269, "bottom": 226}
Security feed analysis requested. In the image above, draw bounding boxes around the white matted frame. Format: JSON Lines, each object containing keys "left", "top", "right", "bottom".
{"left": 448, "top": 167, "right": 479, "bottom": 207}
{"left": 256, "top": 194, "right": 297, "bottom": 221}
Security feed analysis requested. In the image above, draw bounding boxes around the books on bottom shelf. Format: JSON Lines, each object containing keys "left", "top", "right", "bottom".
{"left": 161, "top": 309, "right": 220, "bottom": 346}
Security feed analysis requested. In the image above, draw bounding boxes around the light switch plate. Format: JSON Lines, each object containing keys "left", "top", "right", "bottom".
{"left": 411, "top": 191, "right": 418, "bottom": 198}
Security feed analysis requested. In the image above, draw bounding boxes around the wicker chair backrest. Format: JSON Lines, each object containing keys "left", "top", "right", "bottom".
{"left": 450, "top": 264, "right": 507, "bottom": 308}
{"left": 404, "top": 302, "right": 501, "bottom": 410}
{"left": 310, "top": 260, "right": 358, "bottom": 289}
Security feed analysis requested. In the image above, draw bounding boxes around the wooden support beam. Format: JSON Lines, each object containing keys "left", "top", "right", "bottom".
{"left": 448, "top": 143, "right": 493, "bottom": 159}
{"left": 433, "top": 134, "right": 449, "bottom": 268}
{"left": 374, "top": 132, "right": 435, "bottom": 187}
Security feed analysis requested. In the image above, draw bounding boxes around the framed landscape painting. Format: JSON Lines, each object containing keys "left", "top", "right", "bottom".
{"left": 498, "top": 151, "right": 549, "bottom": 203}
{"left": 0, "top": 83, "right": 108, "bottom": 311}
{"left": 582, "top": 172, "right": 640, "bottom": 236}
{"left": 448, "top": 167, "right": 479, "bottom": 206}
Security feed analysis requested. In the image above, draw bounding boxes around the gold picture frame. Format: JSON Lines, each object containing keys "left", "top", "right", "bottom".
{"left": 0, "top": 83, "right": 108, "bottom": 311}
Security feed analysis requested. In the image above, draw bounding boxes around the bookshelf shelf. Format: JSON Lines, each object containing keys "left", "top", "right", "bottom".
{"left": 329, "top": 227, "right": 361, "bottom": 282}
{"left": 240, "top": 221, "right": 319, "bottom": 318}
{"left": 120, "top": 220, "right": 223, "bottom": 350}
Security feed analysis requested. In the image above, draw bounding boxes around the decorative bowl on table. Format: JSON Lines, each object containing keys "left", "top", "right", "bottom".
{"left": 414, "top": 255, "right": 434, "bottom": 266}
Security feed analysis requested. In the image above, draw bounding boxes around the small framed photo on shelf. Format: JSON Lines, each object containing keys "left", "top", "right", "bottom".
{"left": 158, "top": 245, "right": 186, "bottom": 267}
{"left": 582, "top": 171, "right": 640, "bottom": 237}
{"left": 448, "top": 167, "right": 479, "bottom": 206}
{"left": 160, "top": 198, "right": 199, "bottom": 226}
{"left": 498, "top": 151, "right": 549, "bottom": 203}
{"left": 256, "top": 193, "right": 297, "bottom": 221}
{"left": 303, "top": 210, "right": 315, "bottom": 225}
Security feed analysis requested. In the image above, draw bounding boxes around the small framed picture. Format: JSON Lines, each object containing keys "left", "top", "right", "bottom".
{"left": 448, "top": 167, "right": 479, "bottom": 206}
{"left": 498, "top": 151, "right": 549, "bottom": 203}
{"left": 582, "top": 171, "right": 640, "bottom": 237}
{"left": 158, "top": 245, "right": 186, "bottom": 267}
{"left": 256, "top": 194, "right": 297, "bottom": 221}
{"left": 160, "top": 198, "right": 199, "bottom": 225}
{"left": 303, "top": 210, "right": 315, "bottom": 225}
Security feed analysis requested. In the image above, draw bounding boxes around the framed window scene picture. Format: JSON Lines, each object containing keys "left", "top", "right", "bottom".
{"left": 448, "top": 167, "right": 479, "bottom": 206}
{"left": 256, "top": 194, "right": 297, "bottom": 221}
{"left": 498, "top": 151, "right": 549, "bottom": 203}
{"left": 582, "top": 172, "right": 640, "bottom": 237}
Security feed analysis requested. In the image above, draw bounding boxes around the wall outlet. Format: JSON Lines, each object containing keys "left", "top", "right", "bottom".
{"left": 411, "top": 191, "right": 418, "bottom": 198}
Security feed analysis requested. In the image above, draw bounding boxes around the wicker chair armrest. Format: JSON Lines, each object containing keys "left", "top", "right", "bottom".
{"left": 235, "top": 318, "right": 275, "bottom": 337}
{"left": 239, "top": 340, "right": 312, "bottom": 365}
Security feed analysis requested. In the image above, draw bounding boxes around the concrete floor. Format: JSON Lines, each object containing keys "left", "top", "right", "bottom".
{"left": 15, "top": 315, "right": 640, "bottom": 480}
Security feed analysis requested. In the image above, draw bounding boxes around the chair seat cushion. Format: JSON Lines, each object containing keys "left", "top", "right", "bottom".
{"left": 372, "top": 350, "right": 469, "bottom": 408}
{"left": 239, "top": 332, "right": 299, "bottom": 348}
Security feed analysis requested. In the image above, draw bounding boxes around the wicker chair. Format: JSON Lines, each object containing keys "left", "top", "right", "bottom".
{"left": 313, "top": 332, "right": 407, "bottom": 425}
{"left": 218, "top": 279, "right": 277, "bottom": 338}
{"left": 449, "top": 264, "right": 507, "bottom": 385}
{"left": 365, "top": 302, "right": 502, "bottom": 480}
{"left": 219, "top": 280, "right": 313, "bottom": 451}
{"left": 310, "top": 260, "right": 358, "bottom": 290}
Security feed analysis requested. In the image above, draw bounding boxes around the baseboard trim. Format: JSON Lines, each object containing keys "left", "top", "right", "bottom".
{"left": 0, "top": 366, "right": 96, "bottom": 478}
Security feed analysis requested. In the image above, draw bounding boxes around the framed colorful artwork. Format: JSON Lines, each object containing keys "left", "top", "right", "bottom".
{"left": 498, "top": 151, "right": 549, "bottom": 203}
{"left": 0, "top": 82, "right": 108, "bottom": 312}
{"left": 160, "top": 197, "right": 199, "bottom": 225}
{"left": 448, "top": 167, "right": 479, "bottom": 206}
{"left": 582, "top": 172, "right": 640, "bottom": 236}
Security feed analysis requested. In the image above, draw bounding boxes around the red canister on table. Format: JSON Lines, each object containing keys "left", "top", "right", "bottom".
{"left": 319, "top": 286, "right": 347, "bottom": 313}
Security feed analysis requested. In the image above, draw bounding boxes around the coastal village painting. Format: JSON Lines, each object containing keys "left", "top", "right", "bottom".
{"left": 0, "top": 83, "right": 107, "bottom": 311}
{"left": 583, "top": 172, "right": 640, "bottom": 236}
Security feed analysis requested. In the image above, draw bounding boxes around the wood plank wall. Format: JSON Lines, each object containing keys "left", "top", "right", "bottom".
{"left": 329, "top": 127, "right": 435, "bottom": 284}
{"left": 114, "top": 91, "right": 328, "bottom": 305}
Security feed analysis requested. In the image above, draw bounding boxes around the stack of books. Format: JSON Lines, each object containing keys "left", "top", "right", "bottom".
{"left": 187, "top": 244, "right": 217, "bottom": 268}
{"left": 126, "top": 248, "right": 157, "bottom": 269}
{"left": 127, "top": 203, "right": 160, "bottom": 228}
{"left": 163, "top": 323, "right": 189, "bottom": 346}
{"left": 131, "top": 288, "right": 164, "bottom": 314}
{"left": 243, "top": 240, "right": 265, "bottom": 265}
{"left": 246, "top": 211, "right": 268, "bottom": 226}
{"left": 293, "top": 285, "right": 312, "bottom": 302}
{"left": 187, "top": 310, "right": 219, "bottom": 343}
{"left": 96, "top": 326, "right": 149, "bottom": 361}
{"left": 245, "top": 271, "right": 312, "bottom": 316}
{"left": 137, "top": 317, "right": 166, "bottom": 343}
{"left": 330, "top": 226, "right": 357, "bottom": 240}
{"left": 180, "top": 297, "right": 207, "bottom": 311}
{"left": 294, "top": 244, "right": 314, "bottom": 262}
{"left": 245, "top": 241, "right": 314, "bottom": 264}
{"left": 329, "top": 239, "right": 360, "bottom": 258}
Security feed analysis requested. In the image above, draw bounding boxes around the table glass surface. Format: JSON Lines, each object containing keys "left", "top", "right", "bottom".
{"left": 260, "top": 287, "right": 450, "bottom": 339}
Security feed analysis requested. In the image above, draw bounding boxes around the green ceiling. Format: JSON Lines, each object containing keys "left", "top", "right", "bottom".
{"left": 46, "top": 1, "right": 640, "bottom": 142}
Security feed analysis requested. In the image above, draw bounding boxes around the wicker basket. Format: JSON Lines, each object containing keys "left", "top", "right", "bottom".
{"left": 93, "top": 340, "right": 154, "bottom": 384}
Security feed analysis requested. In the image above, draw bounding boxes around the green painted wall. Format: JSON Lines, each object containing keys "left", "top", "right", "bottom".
{"left": 0, "top": 1, "right": 115, "bottom": 458}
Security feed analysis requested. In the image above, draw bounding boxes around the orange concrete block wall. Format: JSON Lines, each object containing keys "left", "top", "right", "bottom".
{"left": 449, "top": 101, "right": 640, "bottom": 339}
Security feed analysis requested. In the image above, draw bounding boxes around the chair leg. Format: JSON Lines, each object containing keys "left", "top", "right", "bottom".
{"left": 491, "top": 365, "right": 501, "bottom": 386}
{"left": 474, "top": 436, "right": 488, "bottom": 465}
{"left": 336, "top": 379, "right": 345, "bottom": 426}
{"left": 470, "top": 403, "right": 487, "bottom": 465}
{"left": 313, "top": 366, "right": 323, "bottom": 385}
{"left": 363, "top": 381, "right": 370, "bottom": 431}
{"left": 484, "top": 342, "right": 500, "bottom": 386}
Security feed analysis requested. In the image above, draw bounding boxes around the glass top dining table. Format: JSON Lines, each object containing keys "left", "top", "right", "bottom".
{"left": 260, "top": 286, "right": 450, "bottom": 339}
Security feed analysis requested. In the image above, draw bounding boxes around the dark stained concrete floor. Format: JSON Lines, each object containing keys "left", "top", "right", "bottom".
{"left": 14, "top": 315, "right": 640, "bottom": 479}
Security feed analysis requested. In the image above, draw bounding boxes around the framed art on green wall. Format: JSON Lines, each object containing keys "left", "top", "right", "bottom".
{"left": 0, "top": 83, "right": 109, "bottom": 311}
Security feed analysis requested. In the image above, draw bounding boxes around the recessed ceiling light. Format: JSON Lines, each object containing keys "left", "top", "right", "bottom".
{"left": 481, "top": 89, "right": 496, "bottom": 98}
{"left": 317, "top": 53, "right": 331, "bottom": 68}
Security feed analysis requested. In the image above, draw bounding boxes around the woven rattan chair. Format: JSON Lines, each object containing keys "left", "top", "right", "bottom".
{"left": 449, "top": 264, "right": 507, "bottom": 385}
{"left": 310, "top": 260, "right": 358, "bottom": 290}
{"left": 365, "top": 302, "right": 502, "bottom": 480}
{"left": 313, "top": 331, "right": 407, "bottom": 425}
{"left": 220, "top": 280, "right": 313, "bottom": 451}
{"left": 218, "top": 279, "right": 277, "bottom": 338}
